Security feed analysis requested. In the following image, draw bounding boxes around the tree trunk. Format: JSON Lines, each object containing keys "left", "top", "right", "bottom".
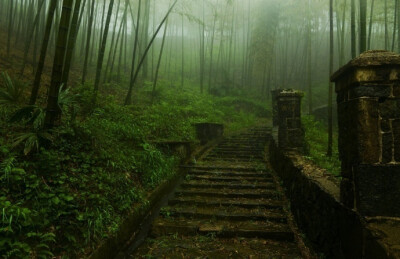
{"left": 393, "top": 0, "right": 398, "bottom": 52}
{"left": 385, "top": 0, "right": 388, "bottom": 50}
{"left": 125, "top": 0, "right": 178, "bottom": 105}
{"left": 44, "top": 0, "right": 74, "bottom": 129}
{"left": 81, "top": 0, "right": 95, "bottom": 85}
{"left": 30, "top": 0, "right": 58, "bottom": 105}
{"left": 103, "top": 0, "right": 122, "bottom": 83}
{"left": 351, "top": 0, "right": 356, "bottom": 58}
{"left": 181, "top": 15, "right": 185, "bottom": 89}
{"left": 152, "top": 18, "right": 169, "bottom": 104}
{"left": 367, "top": 0, "right": 375, "bottom": 49}
{"left": 93, "top": 0, "right": 115, "bottom": 100}
{"left": 359, "top": 0, "right": 367, "bottom": 53}
{"left": 7, "top": 0, "right": 14, "bottom": 57}
{"left": 142, "top": 0, "right": 151, "bottom": 79}
{"left": 328, "top": 0, "right": 334, "bottom": 157}
{"left": 61, "top": 0, "right": 84, "bottom": 88}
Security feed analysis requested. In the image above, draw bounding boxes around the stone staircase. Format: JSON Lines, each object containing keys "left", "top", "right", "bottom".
{"left": 131, "top": 127, "right": 305, "bottom": 258}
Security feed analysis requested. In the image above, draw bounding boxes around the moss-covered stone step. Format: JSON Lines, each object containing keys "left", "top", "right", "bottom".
{"left": 180, "top": 181, "right": 275, "bottom": 190}
{"left": 151, "top": 218, "right": 293, "bottom": 241}
{"left": 188, "top": 170, "right": 270, "bottom": 178}
{"left": 205, "top": 154, "right": 264, "bottom": 159}
{"left": 186, "top": 174, "right": 273, "bottom": 183}
{"left": 186, "top": 166, "right": 269, "bottom": 172}
{"left": 132, "top": 236, "right": 301, "bottom": 259}
{"left": 162, "top": 206, "right": 287, "bottom": 223}
{"left": 168, "top": 197, "right": 285, "bottom": 210}
{"left": 175, "top": 189, "right": 282, "bottom": 199}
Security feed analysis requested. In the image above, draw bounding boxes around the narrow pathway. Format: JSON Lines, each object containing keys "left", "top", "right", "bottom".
{"left": 132, "top": 127, "right": 305, "bottom": 258}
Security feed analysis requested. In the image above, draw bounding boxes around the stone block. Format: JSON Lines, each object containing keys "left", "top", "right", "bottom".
{"left": 393, "top": 119, "right": 400, "bottom": 162}
{"left": 349, "top": 84, "right": 391, "bottom": 99}
{"left": 379, "top": 99, "right": 400, "bottom": 119}
{"left": 343, "top": 99, "right": 380, "bottom": 164}
{"left": 287, "top": 129, "right": 304, "bottom": 148}
{"left": 393, "top": 83, "right": 400, "bottom": 97}
{"left": 271, "top": 89, "right": 282, "bottom": 127}
{"left": 354, "top": 165, "right": 400, "bottom": 217}
{"left": 286, "top": 118, "right": 301, "bottom": 129}
{"left": 337, "top": 90, "right": 346, "bottom": 103}
{"left": 340, "top": 178, "right": 355, "bottom": 209}
{"left": 381, "top": 119, "right": 391, "bottom": 133}
{"left": 381, "top": 132, "right": 393, "bottom": 164}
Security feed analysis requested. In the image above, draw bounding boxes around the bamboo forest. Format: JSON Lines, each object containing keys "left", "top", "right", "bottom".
{"left": 1, "top": 0, "right": 400, "bottom": 258}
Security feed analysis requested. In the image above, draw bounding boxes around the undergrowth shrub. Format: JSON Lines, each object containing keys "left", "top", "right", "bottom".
{"left": 302, "top": 115, "right": 341, "bottom": 176}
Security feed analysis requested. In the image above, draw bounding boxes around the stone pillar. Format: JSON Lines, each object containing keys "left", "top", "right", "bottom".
{"left": 271, "top": 89, "right": 282, "bottom": 127}
{"left": 277, "top": 90, "right": 304, "bottom": 150}
{"left": 331, "top": 50, "right": 400, "bottom": 217}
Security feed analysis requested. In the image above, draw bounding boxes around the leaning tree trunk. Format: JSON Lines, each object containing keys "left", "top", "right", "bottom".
{"left": 125, "top": 0, "right": 178, "bottom": 105}
{"left": 93, "top": 0, "right": 115, "bottom": 101}
{"left": 44, "top": 0, "right": 74, "bottom": 129}
{"left": 152, "top": 18, "right": 169, "bottom": 104}
{"left": 30, "top": 0, "right": 58, "bottom": 105}
{"left": 125, "top": 0, "right": 142, "bottom": 105}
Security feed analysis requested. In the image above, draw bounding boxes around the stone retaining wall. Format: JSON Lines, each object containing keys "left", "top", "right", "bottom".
{"left": 268, "top": 130, "right": 393, "bottom": 258}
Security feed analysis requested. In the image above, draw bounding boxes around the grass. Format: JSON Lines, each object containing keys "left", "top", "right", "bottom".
{"left": 302, "top": 115, "right": 341, "bottom": 177}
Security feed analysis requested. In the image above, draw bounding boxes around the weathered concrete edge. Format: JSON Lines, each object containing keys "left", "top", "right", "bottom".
{"left": 87, "top": 142, "right": 214, "bottom": 259}
{"left": 268, "top": 129, "right": 393, "bottom": 259}
{"left": 88, "top": 169, "right": 183, "bottom": 259}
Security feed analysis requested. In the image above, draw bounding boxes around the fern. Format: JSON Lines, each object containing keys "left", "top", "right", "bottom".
{"left": 0, "top": 72, "right": 24, "bottom": 106}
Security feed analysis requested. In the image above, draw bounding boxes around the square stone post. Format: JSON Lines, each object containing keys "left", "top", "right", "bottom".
{"left": 331, "top": 50, "right": 400, "bottom": 217}
{"left": 271, "top": 89, "right": 282, "bottom": 127}
{"left": 277, "top": 90, "right": 304, "bottom": 150}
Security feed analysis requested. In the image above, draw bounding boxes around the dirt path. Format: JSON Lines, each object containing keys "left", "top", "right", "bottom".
{"left": 130, "top": 127, "right": 307, "bottom": 258}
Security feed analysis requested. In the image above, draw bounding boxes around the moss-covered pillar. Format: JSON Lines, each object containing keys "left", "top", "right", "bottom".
{"left": 271, "top": 89, "right": 282, "bottom": 127}
{"left": 331, "top": 50, "right": 400, "bottom": 217}
{"left": 277, "top": 90, "right": 304, "bottom": 150}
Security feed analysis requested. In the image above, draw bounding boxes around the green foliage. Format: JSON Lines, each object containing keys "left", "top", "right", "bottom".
{"left": 0, "top": 79, "right": 267, "bottom": 257}
{"left": 302, "top": 115, "right": 341, "bottom": 176}
{"left": 0, "top": 72, "right": 25, "bottom": 106}
{"left": 8, "top": 105, "right": 52, "bottom": 155}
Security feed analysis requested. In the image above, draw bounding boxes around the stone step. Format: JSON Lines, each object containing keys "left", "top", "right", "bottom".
{"left": 163, "top": 206, "right": 287, "bottom": 223}
{"left": 175, "top": 189, "right": 282, "bottom": 199}
{"left": 187, "top": 174, "right": 274, "bottom": 183}
{"left": 133, "top": 236, "right": 300, "bottom": 259}
{"left": 185, "top": 166, "right": 269, "bottom": 172}
{"left": 168, "top": 197, "right": 285, "bottom": 210}
{"left": 203, "top": 157, "right": 263, "bottom": 162}
{"left": 151, "top": 218, "right": 294, "bottom": 241}
{"left": 181, "top": 181, "right": 275, "bottom": 190}
{"left": 188, "top": 170, "right": 270, "bottom": 178}
{"left": 206, "top": 154, "right": 264, "bottom": 159}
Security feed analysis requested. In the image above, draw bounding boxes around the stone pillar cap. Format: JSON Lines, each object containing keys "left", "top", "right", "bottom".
{"left": 277, "top": 89, "right": 304, "bottom": 97}
{"left": 331, "top": 50, "right": 400, "bottom": 82}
